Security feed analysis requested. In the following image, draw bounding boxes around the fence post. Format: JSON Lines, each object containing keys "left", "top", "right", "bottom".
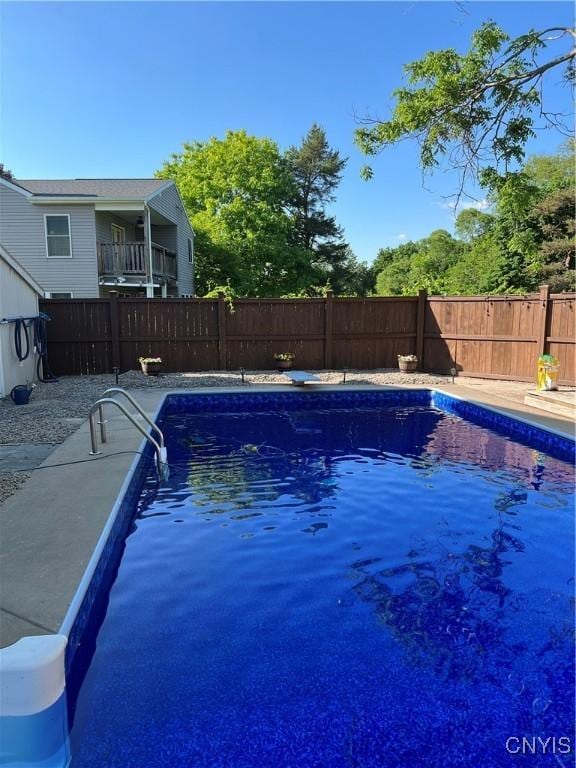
{"left": 324, "top": 290, "right": 334, "bottom": 369}
{"left": 416, "top": 289, "right": 427, "bottom": 370}
{"left": 109, "top": 293, "right": 121, "bottom": 372}
{"left": 536, "top": 284, "right": 550, "bottom": 360}
{"left": 217, "top": 292, "right": 227, "bottom": 370}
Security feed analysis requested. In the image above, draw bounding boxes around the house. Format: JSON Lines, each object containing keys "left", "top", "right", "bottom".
{"left": 0, "top": 244, "right": 44, "bottom": 397}
{"left": 0, "top": 177, "right": 194, "bottom": 298}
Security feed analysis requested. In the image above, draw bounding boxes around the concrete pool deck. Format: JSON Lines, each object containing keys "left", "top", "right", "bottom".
{"left": 1, "top": 382, "right": 574, "bottom": 649}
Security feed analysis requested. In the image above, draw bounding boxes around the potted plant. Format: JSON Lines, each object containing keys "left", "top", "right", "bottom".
{"left": 398, "top": 354, "right": 418, "bottom": 373}
{"left": 139, "top": 356, "right": 163, "bottom": 376}
{"left": 274, "top": 352, "right": 295, "bottom": 371}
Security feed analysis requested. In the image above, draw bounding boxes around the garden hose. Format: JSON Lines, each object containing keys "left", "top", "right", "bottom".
{"left": 13, "top": 318, "right": 30, "bottom": 362}
{"left": 32, "top": 315, "right": 59, "bottom": 383}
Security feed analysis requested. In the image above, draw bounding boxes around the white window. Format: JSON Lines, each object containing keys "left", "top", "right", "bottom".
{"left": 187, "top": 237, "right": 194, "bottom": 264}
{"left": 44, "top": 291, "right": 73, "bottom": 299}
{"left": 45, "top": 214, "right": 72, "bottom": 258}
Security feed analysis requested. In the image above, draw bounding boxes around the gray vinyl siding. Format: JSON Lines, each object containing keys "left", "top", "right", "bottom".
{"left": 95, "top": 212, "right": 137, "bottom": 243}
{"left": 150, "top": 224, "right": 177, "bottom": 252}
{"left": 148, "top": 184, "right": 194, "bottom": 295}
{"left": 0, "top": 186, "right": 98, "bottom": 298}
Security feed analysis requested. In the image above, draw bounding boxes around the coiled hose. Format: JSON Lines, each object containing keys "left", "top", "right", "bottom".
{"left": 13, "top": 318, "right": 30, "bottom": 361}
{"left": 33, "top": 315, "right": 58, "bottom": 383}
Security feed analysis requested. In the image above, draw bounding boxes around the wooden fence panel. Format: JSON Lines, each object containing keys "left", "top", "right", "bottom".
{"left": 117, "top": 299, "right": 219, "bottom": 373}
{"left": 41, "top": 299, "right": 112, "bottom": 375}
{"left": 225, "top": 299, "right": 325, "bottom": 369}
{"left": 39, "top": 291, "right": 575, "bottom": 384}
{"left": 424, "top": 296, "right": 545, "bottom": 381}
{"left": 548, "top": 294, "right": 576, "bottom": 385}
{"left": 332, "top": 297, "right": 418, "bottom": 368}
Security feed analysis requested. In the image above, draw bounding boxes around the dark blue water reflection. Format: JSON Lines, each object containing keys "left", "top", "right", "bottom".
{"left": 70, "top": 406, "right": 575, "bottom": 767}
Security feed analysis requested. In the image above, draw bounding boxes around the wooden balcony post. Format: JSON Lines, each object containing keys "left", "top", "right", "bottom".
{"left": 113, "top": 243, "right": 120, "bottom": 276}
{"left": 144, "top": 206, "right": 154, "bottom": 297}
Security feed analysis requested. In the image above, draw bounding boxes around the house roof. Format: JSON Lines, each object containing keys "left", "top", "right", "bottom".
{"left": 15, "top": 178, "right": 170, "bottom": 199}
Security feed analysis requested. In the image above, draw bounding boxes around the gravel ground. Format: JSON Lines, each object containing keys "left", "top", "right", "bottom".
{"left": 0, "top": 471, "right": 29, "bottom": 504}
{"left": 0, "top": 368, "right": 450, "bottom": 505}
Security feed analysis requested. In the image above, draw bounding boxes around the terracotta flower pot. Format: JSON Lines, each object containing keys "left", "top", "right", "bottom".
{"left": 141, "top": 361, "right": 162, "bottom": 376}
{"left": 275, "top": 359, "right": 293, "bottom": 371}
{"left": 398, "top": 360, "right": 418, "bottom": 373}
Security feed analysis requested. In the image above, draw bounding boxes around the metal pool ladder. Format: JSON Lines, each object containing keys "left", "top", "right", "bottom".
{"left": 88, "top": 388, "right": 168, "bottom": 479}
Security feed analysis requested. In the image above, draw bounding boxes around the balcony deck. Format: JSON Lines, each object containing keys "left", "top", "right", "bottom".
{"left": 97, "top": 242, "right": 177, "bottom": 283}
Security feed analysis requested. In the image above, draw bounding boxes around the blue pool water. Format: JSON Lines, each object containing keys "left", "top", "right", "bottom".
{"left": 69, "top": 396, "right": 575, "bottom": 767}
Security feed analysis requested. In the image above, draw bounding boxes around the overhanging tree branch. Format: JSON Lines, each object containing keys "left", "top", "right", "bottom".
{"left": 355, "top": 21, "right": 575, "bottom": 196}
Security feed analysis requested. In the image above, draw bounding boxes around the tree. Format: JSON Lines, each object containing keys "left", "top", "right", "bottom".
{"left": 373, "top": 231, "right": 466, "bottom": 295}
{"left": 523, "top": 142, "right": 575, "bottom": 290}
{"left": 454, "top": 208, "right": 494, "bottom": 242}
{"left": 0, "top": 164, "right": 15, "bottom": 181}
{"left": 375, "top": 251, "right": 414, "bottom": 295}
{"left": 484, "top": 144, "right": 575, "bottom": 292}
{"left": 407, "top": 230, "right": 466, "bottom": 293}
{"left": 524, "top": 142, "right": 575, "bottom": 192}
{"left": 528, "top": 187, "right": 575, "bottom": 290}
{"left": 355, "top": 22, "right": 575, "bottom": 201}
{"left": 372, "top": 241, "right": 419, "bottom": 276}
{"left": 371, "top": 145, "right": 575, "bottom": 296}
{"left": 285, "top": 125, "right": 369, "bottom": 294}
{"left": 157, "top": 130, "right": 305, "bottom": 297}
{"left": 285, "top": 124, "right": 347, "bottom": 250}
{"left": 444, "top": 235, "right": 504, "bottom": 295}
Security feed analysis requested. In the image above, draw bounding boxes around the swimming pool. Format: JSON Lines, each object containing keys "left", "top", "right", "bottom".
{"left": 42, "top": 391, "right": 576, "bottom": 766}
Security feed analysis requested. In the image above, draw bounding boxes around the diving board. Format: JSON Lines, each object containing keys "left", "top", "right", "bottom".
{"left": 282, "top": 370, "right": 321, "bottom": 386}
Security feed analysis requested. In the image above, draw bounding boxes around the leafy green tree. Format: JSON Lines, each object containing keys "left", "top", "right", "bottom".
{"left": 355, "top": 22, "right": 575, "bottom": 199}
{"left": 372, "top": 146, "right": 574, "bottom": 296}
{"left": 444, "top": 235, "right": 504, "bottom": 295}
{"left": 522, "top": 142, "right": 575, "bottom": 289}
{"left": 524, "top": 140, "right": 575, "bottom": 192}
{"left": 484, "top": 144, "right": 575, "bottom": 292}
{"left": 375, "top": 252, "right": 414, "bottom": 295}
{"left": 285, "top": 124, "right": 370, "bottom": 294}
{"left": 528, "top": 188, "right": 575, "bottom": 290}
{"left": 407, "top": 230, "right": 466, "bottom": 293}
{"left": 0, "top": 164, "right": 15, "bottom": 182}
{"left": 454, "top": 209, "right": 494, "bottom": 242}
{"left": 157, "top": 130, "right": 305, "bottom": 296}
{"left": 374, "top": 231, "right": 465, "bottom": 295}
{"left": 372, "top": 241, "right": 419, "bottom": 276}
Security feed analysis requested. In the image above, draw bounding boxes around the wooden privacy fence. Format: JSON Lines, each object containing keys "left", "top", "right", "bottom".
{"left": 39, "top": 288, "right": 575, "bottom": 384}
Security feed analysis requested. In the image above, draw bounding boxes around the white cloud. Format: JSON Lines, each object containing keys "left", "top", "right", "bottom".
{"left": 395, "top": 233, "right": 407, "bottom": 240}
{"left": 439, "top": 198, "right": 491, "bottom": 213}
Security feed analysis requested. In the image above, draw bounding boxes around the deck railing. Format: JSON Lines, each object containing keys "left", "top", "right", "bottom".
{"left": 97, "top": 242, "right": 177, "bottom": 280}
{"left": 152, "top": 244, "right": 177, "bottom": 279}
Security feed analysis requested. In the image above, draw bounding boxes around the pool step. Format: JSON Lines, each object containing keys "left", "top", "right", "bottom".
{"left": 524, "top": 390, "right": 576, "bottom": 420}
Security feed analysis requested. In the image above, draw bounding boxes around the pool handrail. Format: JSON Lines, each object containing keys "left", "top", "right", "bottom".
{"left": 101, "top": 387, "right": 165, "bottom": 449}
{"left": 88, "top": 397, "right": 168, "bottom": 477}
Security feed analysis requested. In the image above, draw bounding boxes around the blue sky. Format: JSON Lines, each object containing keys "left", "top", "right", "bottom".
{"left": 1, "top": 1, "right": 573, "bottom": 264}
